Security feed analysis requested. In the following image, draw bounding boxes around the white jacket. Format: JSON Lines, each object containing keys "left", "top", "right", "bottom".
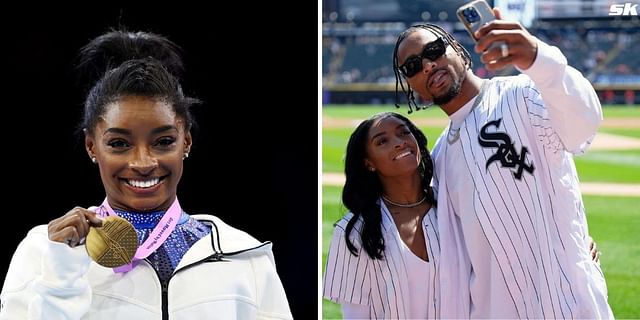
{"left": 0, "top": 214, "right": 292, "bottom": 320}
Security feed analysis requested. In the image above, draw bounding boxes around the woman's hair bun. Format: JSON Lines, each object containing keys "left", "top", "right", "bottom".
{"left": 76, "top": 29, "right": 184, "bottom": 88}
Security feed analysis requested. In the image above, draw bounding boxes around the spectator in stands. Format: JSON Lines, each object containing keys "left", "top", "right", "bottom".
{"left": 625, "top": 89, "right": 636, "bottom": 105}
{"left": 604, "top": 89, "right": 615, "bottom": 104}
{"left": 595, "top": 49, "right": 607, "bottom": 67}
{"left": 391, "top": 7, "right": 612, "bottom": 319}
{"left": 615, "top": 63, "right": 631, "bottom": 75}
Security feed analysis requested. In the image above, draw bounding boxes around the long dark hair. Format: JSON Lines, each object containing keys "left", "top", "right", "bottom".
{"left": 392, "top": 23, "right": 472, "bottom": 113}
{"left": 342, "top": 112, "right": 435, "bottom": 259}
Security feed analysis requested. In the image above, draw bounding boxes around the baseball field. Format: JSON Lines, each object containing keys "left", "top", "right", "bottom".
{"left": 321, "top": 105, "right": 640, "bottom": 319}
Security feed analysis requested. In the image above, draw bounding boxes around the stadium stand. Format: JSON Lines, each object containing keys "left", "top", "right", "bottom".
{"left": 322, "top": 0, "right": 640, "bottom": 104}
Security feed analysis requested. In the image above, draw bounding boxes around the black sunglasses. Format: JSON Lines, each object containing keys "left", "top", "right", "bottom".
{"left": 398, "top": 37, "right": 449, "bottom": 78}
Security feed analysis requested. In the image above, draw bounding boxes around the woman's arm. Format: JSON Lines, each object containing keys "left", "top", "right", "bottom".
{"left": 0, "top": 226, "right": 92, "bottom": 320}
{"left": 1, "top": 207, "right": 101, "bottom": 319}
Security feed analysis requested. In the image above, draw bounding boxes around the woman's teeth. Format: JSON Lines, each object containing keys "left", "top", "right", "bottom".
{"left": 127, "top": 178, "right": 160, "bottom": 188}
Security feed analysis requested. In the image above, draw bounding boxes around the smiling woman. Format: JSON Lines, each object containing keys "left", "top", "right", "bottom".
{"left": 0, "top": 30, "right": 292, "bottom": 319}
{"left": 323, "top": 112, "right": 439, "bottom": 319}
{"left": 87, "top": 96, "right": 189, "bottom": 213}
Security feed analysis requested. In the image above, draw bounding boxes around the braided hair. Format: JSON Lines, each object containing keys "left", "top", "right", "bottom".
{"left": 393, "top": 24, "right": 472, "bottom": 113}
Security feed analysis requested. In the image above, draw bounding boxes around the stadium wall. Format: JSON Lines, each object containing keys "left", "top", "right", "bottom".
{"left": 323, "top": 83, "right": 640, "bottom": 105}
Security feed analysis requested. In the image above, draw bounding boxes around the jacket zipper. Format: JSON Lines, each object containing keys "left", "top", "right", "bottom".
{"left": 145, "top": 259, "right": 170, "bottom": 320}
{"left": 147, "top": 247, "right": 264, "bottom": 319}
{"left": 162, "top": 281, "right": 168, "bottom": 320}
{"left": 147, "top": 224, "right": 272, "bottom": 318}
{"left": 150, "top": 252, "right": 219, "bottom": 320}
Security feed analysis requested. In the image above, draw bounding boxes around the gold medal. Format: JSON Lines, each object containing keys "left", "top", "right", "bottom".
{"left": 86, "top": 216, "right": 138, "bottom": 268}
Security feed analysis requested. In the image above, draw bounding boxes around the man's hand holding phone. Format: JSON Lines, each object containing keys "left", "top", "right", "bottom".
{"left": 474, "top": 8, "right": 538, "bottom": 71}
{"left": 458, "top": 0, "right": 538, "bottom": 71}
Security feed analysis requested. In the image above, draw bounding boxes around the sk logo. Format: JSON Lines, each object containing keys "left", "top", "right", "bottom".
{"left": 478, "top": 118, "right": 534, "bottom": 180}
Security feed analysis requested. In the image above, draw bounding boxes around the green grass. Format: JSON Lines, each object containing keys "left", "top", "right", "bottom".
{"left": 575, "top": 150, "right": 640, "bottom": 183}
{"left": 323, "top": 299, "right": 342, "bottom": 320}
{"left": 601, "top": 105, "right": 640, "bottom": 118}
{"left": 323, "top": 128, "right": 352, "bottom": 173}
{"left": 583, "top": 196, "right": 640, "bottom": 319}
{"left": 600, "top": 128, "right": 640, "bottom": 139}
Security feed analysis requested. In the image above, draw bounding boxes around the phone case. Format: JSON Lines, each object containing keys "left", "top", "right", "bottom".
{"left": 457, "top": 0, "right": 496, "bottom": 42}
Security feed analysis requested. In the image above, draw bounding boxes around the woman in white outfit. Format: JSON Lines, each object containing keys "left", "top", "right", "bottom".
{"left": 0, "top": 30, "right": 292, "bottom": 320}
{"left": 323, "top": 112, "right": 439, "bottom": 319}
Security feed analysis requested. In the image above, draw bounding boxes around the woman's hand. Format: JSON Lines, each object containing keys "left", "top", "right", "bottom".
{"left": 48, "top": 207, "right": 103, "bottom": 247}
{"left": 589, "top": 236, "right": 601, "bottom": 263}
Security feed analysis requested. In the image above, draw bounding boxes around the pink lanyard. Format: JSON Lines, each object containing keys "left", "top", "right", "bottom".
{"left": 97, "top": 197, "right": 182, "bottom": 272}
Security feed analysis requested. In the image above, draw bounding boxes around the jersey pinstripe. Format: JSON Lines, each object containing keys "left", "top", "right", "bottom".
{"left": 432, "top": 70, "right": 612, "bottom": 318}
{"left": 323, "top": 202, "right": 439, "bottom": 319}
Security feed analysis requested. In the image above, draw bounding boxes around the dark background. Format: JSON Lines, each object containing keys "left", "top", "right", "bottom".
{"left": 3, "top": 4, "right": 317, "bottom": 318}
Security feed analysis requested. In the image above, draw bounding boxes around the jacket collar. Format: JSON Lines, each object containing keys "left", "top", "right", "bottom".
{"left": 175, "top": 214, "right": 272, "bottom": 271}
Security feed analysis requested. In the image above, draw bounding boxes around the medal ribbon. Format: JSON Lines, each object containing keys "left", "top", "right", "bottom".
{"left": 97, "top": 197, "right": 182, "bottom": 272}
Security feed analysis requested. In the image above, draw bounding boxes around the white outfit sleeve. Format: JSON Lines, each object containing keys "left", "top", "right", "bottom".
{"left": 519, "top": 39, "right": 602, "bottom": 154}
{"left": 341, "top": 302, "right": 370, "bottom": 319}
{"left": 0, "top": 226, "right": 92, "bottom": 320}
{"left": 323, "top": 217, "right": 370, "bottom": 306}
{"left": 254, "top": 250, "right": 294, "bottom": 319}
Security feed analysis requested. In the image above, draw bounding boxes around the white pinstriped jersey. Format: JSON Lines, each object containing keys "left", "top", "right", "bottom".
{"left": 432, "top": 41, "right": 613, "bottom": 319}
{"left": 323, "top": 201, "right": 440, "bottom": 319}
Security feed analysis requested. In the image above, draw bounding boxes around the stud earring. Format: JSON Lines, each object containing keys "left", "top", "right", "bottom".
{"left": 369, "top": 167, "right": 375, "bottom": 172}
{"left": 183, "top": 152, "right": 189, "bottom": 160}
{"left": 91, "top": 157, "right": 97, "bottom": 164}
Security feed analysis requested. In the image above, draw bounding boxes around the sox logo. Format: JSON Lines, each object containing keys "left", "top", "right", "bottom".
{"left": 478, "top": 118, "right": 534, "bottom": 180}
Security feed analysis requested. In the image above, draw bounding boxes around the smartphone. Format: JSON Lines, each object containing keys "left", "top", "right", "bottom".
{"left": 457, "top": 0, "right": 497, "bottom": 42}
